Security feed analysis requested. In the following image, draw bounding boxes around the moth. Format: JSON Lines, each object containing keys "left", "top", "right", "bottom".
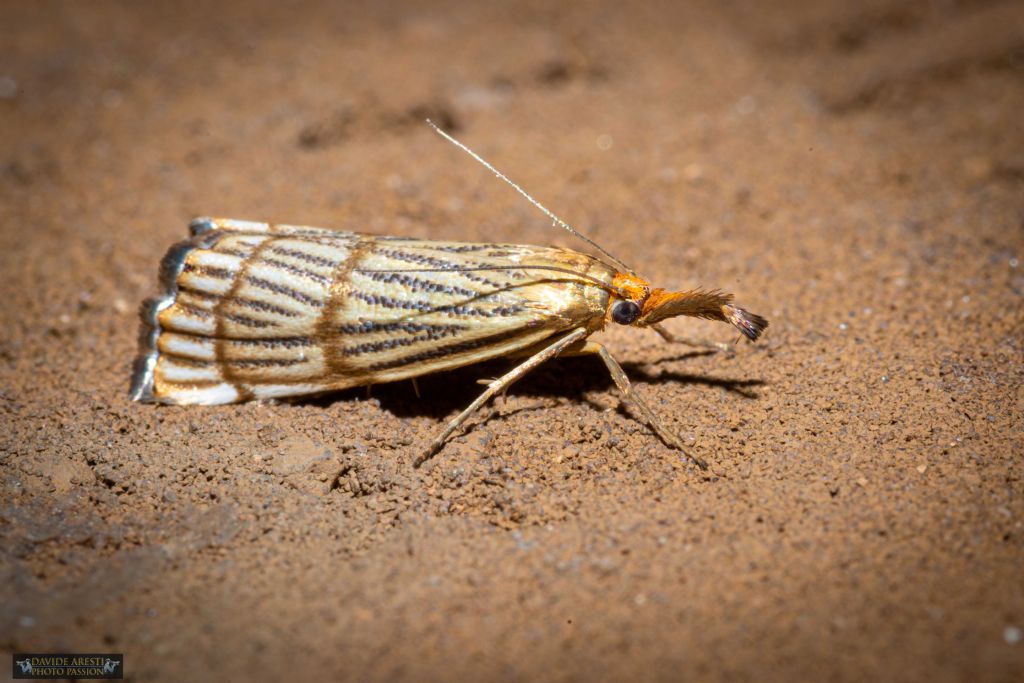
{"left": 131, "top": 123, "right": 767, "bottom": 468}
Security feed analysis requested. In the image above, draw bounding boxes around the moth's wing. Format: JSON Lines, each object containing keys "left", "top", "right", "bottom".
{"left": 187, "top": 217, "right": 357, "bottom": 239}
{"left": 327, "top": 238, "right": 614, "bottom": 386}
{"left": 131, "top": 222, "right": 614, "bottom": 405}
{"left": 132, "top": 222, "right": 360, "bottom": 404}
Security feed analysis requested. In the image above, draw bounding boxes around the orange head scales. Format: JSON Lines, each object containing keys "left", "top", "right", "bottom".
{"left": 608, "top": 272, "right": 768, "bottom": 341}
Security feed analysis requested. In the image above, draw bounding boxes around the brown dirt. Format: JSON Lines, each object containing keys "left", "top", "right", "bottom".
{"left": 2, "top": 1, "right": 1023, "bottom": 681}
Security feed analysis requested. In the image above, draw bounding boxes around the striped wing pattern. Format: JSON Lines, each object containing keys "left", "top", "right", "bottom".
{"left": 131, "top": 218, "right": 614, "bottom": 404}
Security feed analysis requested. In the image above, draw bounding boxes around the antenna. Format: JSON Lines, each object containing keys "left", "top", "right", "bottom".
{"left": 426, "top": 119, "right": 635, "bottom": 275}
{"left": 354, "top": 264, "right": 629, "bottom": 297}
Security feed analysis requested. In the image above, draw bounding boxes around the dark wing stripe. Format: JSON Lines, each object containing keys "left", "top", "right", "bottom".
{"left": 228, "top": 296, "right": 303, "bottom": 318}
{"left": 223, "top": 312, "right": 280, "bottom": 328}
{"left": 342, "top": 334, "right": 439, "bottom": 357}
{"left": 368, "top": 328, "right": 531, "bottom": 371}
{"left": 337, "top": 320, "right": 468, "bottom": 335}
{"left": 374, "top": 247, "right": 503, "bottom": 287}
{"left": 258, "top": 257, "right": 332, "bottom": 286}
{"left": 183, "top": 263, "right": 235, "bottom": 280}
{"left": 351, "top": 291, "right": 437, "bottom": 312}
{"left": 178, "top": 286, "right": 220, "bottom": 301}
{"left": 160, "top": 353, "right": 217, "bottom": 367}
{"left": 244, "top": 275, "right": 324, "bottom": 307}
{"left": 224, "top": 358, "right": 309, "bottom": 368}
{"left": 359, "top": 270, "right": 478, "bottom": 298}
{"left": 174, "top": 300, "right": 214, "bottom": 318}
{"left": 268, "top": 246, "right": 341, "bottom": 268}
{"left": 351, "top": 291, "right": 520, "bottom": 317}
{"left": 341, "top": 326, "right": 467, "bottom": 356}
{"left": 225, "top": 336, "right": 313, "bottom": 348}
{"left": 269, "top": 227, "right": 357, "bottom": 240}
{"left": 428, "top": 244, "right": 497, "bottom": 253}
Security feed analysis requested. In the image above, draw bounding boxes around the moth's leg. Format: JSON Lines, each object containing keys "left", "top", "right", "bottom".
{"left": 411, "top": 377, "right": 422, "bottom": 399}
{"left": 474, "top": 376, "right": 510, "bottom": 425}
{"left": 652, "top": 323, "right": 733, "bottom": 354}
{"left": 571, "top": 339, "right": 709, "bottom": 470}
{"left": 416, "top": 327, "right": 590, "bottom": 467}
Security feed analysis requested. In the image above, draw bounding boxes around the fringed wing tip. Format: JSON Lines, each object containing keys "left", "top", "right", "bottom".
{"left": 129, "top": 296, "right": 167, "bottom": 402}
{"left": 129, "top": 353, "right": 157, "bottom": 402}
{"left": 189, "top": 216, "right": 216, "bottom": 236}
{"left": 130, "top": 226, "right": 208, "bottom": 402}
{"left": 723, "top": 305, "right": 768, "bottom": 341}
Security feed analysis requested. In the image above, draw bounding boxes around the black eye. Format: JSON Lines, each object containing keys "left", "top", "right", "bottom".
{"left": 611, "top": 300, "right": 641, "bottom": 325}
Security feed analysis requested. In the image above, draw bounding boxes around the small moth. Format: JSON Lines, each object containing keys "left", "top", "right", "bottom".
{"left": 131, "top": 122, "right": 767, "bottom": 468}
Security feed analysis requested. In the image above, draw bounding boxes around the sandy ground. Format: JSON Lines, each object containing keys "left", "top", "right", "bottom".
{"left": 2, "top": 1, "right": 1023, "bottom": 681}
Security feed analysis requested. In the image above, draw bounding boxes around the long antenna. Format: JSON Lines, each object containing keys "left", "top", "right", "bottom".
{"left": 354, "top": 264, "right": 629, "bottom": 297}
{"left": 426, "top": 119, "right": 635, "bottom": 275}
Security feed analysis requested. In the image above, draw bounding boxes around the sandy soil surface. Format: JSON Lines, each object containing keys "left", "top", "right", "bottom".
{"left": 2, "top": 1, "right": 1023, "bottom": 681}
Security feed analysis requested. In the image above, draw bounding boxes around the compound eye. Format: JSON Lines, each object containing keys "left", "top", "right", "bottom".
{"left": 611, "top": 300, "right": 641, "bottom": 325}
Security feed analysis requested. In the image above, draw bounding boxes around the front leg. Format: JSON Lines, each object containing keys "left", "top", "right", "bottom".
{"left": 651, "top": 323, "right": 733, "bottom": 354}
{"left": 416, "top": 327, "right": 590, "bottom": 467}
{"left": 570, "top": 339, "right": 709, "bottom": 470}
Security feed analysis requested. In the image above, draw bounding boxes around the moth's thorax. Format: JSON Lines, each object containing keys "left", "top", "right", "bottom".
{"left": 515, "top": 247, "right": 616, "bottom": 331}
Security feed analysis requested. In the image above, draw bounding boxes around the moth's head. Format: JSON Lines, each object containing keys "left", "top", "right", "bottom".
{"left": 608, "top": 272, "right": 768, "bottom": 341}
